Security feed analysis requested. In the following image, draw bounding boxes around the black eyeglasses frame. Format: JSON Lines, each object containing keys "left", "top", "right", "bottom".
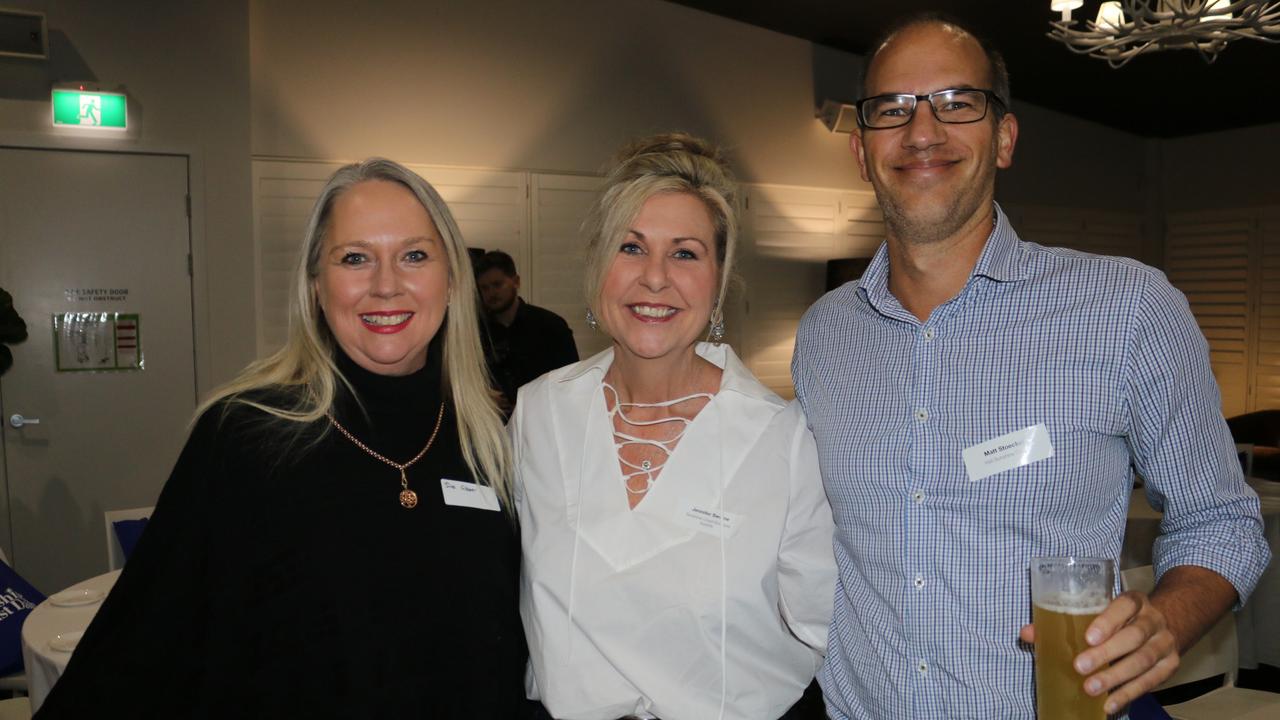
{"left": 854, "top": 88, "right": 1007, "bottom": 130}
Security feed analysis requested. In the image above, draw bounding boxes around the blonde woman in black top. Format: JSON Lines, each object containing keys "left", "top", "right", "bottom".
{"left": 38, "top": 159, "right": 526, "bottom": 719}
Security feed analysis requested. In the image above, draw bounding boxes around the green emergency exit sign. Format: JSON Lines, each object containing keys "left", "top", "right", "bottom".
{"left": 51, "top": 89, "right": 127, "bottom": 130}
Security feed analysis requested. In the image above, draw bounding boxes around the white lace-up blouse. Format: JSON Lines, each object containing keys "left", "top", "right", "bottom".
{"left": 512, "top": 343, "right": 836, "bottom": 720}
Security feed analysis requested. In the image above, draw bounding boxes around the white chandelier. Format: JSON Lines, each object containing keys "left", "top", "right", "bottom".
{"left": 1048, "top": 0, "right": 1280, "bottom": 67}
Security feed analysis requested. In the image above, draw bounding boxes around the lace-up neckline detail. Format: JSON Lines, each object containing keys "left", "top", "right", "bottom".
{"left": 602, "top": 381, "right": 714, "bottom": 507}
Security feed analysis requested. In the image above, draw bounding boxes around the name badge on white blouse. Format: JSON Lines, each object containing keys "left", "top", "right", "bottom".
{"left": 440, "top": 478, "right": 501, "bottom": 511}
{"left": 676, "top": 499, "right": 743, "bottom": 537}
{"left": 961, "top": 423, "right": 1055, "bottom": 482}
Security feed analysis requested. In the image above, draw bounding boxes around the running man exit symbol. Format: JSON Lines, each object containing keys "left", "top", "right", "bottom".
{"left": 78, "top": 94, "right": 100, "bottom": 125}
{"left": 51, "top": 89, "right": 127, "bottom": 130}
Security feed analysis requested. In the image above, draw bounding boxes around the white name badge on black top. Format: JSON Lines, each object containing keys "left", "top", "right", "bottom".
{"left": 440, "top": 478, "right": 501, "bottom": 511}
{"left": 961, "top": 423, "right": 1055, "bottom": 482}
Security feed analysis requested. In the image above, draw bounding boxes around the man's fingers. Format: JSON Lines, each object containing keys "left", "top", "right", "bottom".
{"left": 1019, "top": 623, "right": 1035, "bottom": 644}
{"left": 1084, "top": 592, "right": 1141, "bottom": 646}
{"left": 1075, "top": 614, "right": 1165, "bottom": 674}
{"left": 1098, "top": 653, "right": 1181, "bottom": 714}
{"left": 1081, "top": 626, "right": 1176, "bottom": 691}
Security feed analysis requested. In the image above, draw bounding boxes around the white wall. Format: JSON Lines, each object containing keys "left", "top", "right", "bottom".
{"left": 2, "top": 0, "right": 1222, "bottom": 392}
{"left": 250, "top": 0, "right": 1147, "bottom": 216}
{"left": 1159, "top": 123, "right": 1280, "bottom": 211}
{"left": 1000, "top": 103, "right": 1147, "bottom": 213}
{"left": 250, "top": 0, "right": 856, "bottom": 187}
{"left": 0, "top": 0, "right": 254, "bottom": 393}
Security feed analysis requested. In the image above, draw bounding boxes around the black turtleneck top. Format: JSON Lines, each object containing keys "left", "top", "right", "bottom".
{"left": 37, "top": 346, "right": 528, "bottom": 719}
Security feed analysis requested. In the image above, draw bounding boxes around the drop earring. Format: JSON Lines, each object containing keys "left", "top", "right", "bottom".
{"left": 585, "top": 309, "right": 599, "bottom": 331}
{"left": 709, "top": 313, "right": 725, "bottom": 344}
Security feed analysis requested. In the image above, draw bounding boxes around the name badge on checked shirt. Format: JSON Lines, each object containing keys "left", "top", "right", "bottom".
{"left": 961, "top": 423, "right": 1055, "bottom": 482}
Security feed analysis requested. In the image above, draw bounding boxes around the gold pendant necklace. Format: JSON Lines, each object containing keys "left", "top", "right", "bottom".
{"left": 327, "top": 401, "right": 446, "bottom": 509}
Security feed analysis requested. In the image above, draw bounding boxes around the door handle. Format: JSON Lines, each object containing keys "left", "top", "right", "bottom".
{"left": 8, "top": 414, "right": 41, "bottom": 429}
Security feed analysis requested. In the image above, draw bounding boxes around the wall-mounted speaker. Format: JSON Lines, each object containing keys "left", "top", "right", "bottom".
{"left": 818, "top": 100, "right": 859, "bottom": 134}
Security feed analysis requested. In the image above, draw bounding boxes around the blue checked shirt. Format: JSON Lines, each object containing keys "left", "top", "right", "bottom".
{"left": 792, "top": 204, "right": 1270, "bottom": 719}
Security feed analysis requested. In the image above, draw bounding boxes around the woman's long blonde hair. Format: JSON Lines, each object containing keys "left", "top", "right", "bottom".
{"left": 197, "top": 158, "right": 512, "bottom": 506}
{"left": 582, "top": 133, "right": 739, "bottom": 335}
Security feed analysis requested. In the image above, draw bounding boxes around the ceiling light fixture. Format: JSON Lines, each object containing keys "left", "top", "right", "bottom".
{"left": 1048, "top": 0, "right": 1280, "bottom": 68}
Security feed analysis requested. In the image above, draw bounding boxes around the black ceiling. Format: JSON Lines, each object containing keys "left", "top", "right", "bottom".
{"left": 671, "top": 0, "right": 1280, "bottom": 138}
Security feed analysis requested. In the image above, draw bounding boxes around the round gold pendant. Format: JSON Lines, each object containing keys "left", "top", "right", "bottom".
{"left": 399, "top": 489, "right": 419, "bottom": 509}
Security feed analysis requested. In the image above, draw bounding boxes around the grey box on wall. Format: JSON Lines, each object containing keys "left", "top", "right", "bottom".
{"left": 0, "top": 8, "right": 47, "bottom": 60}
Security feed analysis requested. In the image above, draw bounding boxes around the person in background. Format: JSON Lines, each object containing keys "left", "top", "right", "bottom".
{"left": 515, "top": 133, "right": 836, "bottom": 720}
{"left": 475, "top": 250, "right": 578, "bottom": 412}
{"left": 791, "top": 13, "right": 1270, "bottom": 719}
{"left": 37, "top": 159, "right": 529, "bottom": 718}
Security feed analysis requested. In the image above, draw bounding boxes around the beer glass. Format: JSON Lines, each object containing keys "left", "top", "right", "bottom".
{"left": 1031, "top": 556, "right": 1114, "bottom": 719}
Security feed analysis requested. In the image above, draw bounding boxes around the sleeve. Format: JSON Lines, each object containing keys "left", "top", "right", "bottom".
{"left": 1125, "top": 272, "right": 1272, "bottom": 606}
{"left": 35, "top": 410, "right": 221, "bottom": 717}
{"left": 775, "top": 401, "right": 837, "bottom": 654}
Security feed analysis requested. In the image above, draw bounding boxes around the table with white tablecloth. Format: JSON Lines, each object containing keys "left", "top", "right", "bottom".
{"left": 1123, "top": 478, "right": 1280, "bottom": 669}
{"left": 20, "top": 570, "right": 120, "bottom": 712}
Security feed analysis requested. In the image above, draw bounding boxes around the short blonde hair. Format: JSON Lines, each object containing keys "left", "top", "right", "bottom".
{"left": 582, "top": 133, "right": 738, "bottom": 334}
{"left": 198, "top": 158, "right": 512, "bottom": 507}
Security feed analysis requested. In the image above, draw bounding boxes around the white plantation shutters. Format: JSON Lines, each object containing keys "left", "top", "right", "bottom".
{"left": 1165, "top": 212, "right": 1253, "bottom": 416}
{"left": 1253, "top": 211, "right": 1280, "bottom": 409}
{"left": 252, "top": 163, "right": 330, "bottom": 353}
{"left": 739, "top": 185, "right": 883, "bottom": 398}
{"left": 529, "top": 173, "right": 606, "bottom": 358}
{"left": 252, "top": 159, "right": 1276, "bottom": 411}
{"left": 1002, "top": 205, "right": 1144, "bottom": 259}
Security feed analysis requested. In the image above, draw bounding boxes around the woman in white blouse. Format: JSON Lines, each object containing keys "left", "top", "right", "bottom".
{"left": 513, "top": 133, "right": 836, "bottom": 720}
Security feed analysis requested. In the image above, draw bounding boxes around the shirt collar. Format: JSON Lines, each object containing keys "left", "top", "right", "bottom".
{"left": 857, "top": 202, "right": 1025, "bottom": 306}
{"left": 970, "top": 203, "right": 1026, "bottom": 283}
{"left": 557, "top": 342, "right": 777, "bottom": 402}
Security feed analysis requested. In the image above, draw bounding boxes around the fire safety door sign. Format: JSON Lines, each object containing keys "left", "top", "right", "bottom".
{"left": 53, "top": 312, "right": 143, "bottom": 372}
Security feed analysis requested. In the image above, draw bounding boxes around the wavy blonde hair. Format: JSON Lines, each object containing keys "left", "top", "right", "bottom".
{"left": 582, "top": 133, "right": 739, "bottom": 335}
{"left": 197, "top": 158, "right": 512, "bottom": 507}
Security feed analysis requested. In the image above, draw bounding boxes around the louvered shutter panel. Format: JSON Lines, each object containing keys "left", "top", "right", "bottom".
{"left": 1165, "top": 213, "right": 1252, "bottom": 417}
{"left": 529, "top": 173, "right": 606, "bottom": 358}
{"left": 1004, "top": 205, "right": 1143, "bottom": 260}
{"left": 424, "top": 166, "right": 528, "bottom": 275}
{"left": 252, "top": 162, "right": 334, "bottom": 353}
{"left": 740, "top": 185, "right": 844, "bottom": 399}
{"left": 838, "top": 190, "right": 885, "bottom": 259}
{"left": 1076, "top": 213, "right": 1143, "bottom": 259}
{"left": 1252, "top": 213, "right": 1280, "bottom": 410}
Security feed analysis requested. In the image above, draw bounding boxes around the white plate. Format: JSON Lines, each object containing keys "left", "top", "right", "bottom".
{"left": 49, "top": 588, "right": 105, "bottom": 607}
{"left": 48, "top": 631, "right": 84, "bottom": 653}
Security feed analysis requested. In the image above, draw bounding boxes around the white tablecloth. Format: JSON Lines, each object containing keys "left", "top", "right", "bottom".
{"left": 20, "top": 570, "right": 120, "bottom": 712}
{"left": 1124, "top": 478, "right": 1280, "bottom": 669}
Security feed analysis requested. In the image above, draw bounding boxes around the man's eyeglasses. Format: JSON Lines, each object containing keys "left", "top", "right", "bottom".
{"left": 855, "top": 89, "right": 1005, "bottom": 130}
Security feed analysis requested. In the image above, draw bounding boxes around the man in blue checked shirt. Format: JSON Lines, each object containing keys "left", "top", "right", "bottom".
{"left": 792, "top": 12, "right": 1271, "bottom": 720}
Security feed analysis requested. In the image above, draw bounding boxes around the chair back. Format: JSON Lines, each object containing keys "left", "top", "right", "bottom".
{"left": 104, "top": 506, "right": 154, "bottom": 571}
{"left": 1235, "top": 443, "right": 1254, "bottom": 478}
{"left": 1121, "top": 565, "right": 1239, "bottom": 690}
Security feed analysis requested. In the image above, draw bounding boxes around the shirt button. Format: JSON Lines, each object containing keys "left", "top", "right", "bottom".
{"left": 923, "top": 327, "right": 936, "bottom": 341}
{"left": 917, "top": 660, "right": 929, "bottom": 675}
{"left": 914, "top": 408, "right": 929, "bottom": 422}
{"left": 911, "top": 490, "right": 925, "bottom": 504}
{"left": 914, "top": 574, "right": 925, "bottom": 590}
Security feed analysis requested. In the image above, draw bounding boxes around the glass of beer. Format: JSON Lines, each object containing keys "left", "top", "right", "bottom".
{"left": 1031, "top": 556, "right": 1114, "bottom": 720}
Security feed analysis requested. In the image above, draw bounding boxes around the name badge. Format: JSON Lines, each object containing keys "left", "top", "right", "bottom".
{"left": 440, "top": 478, "right": 501, "bottom": 511}
{"left": 961, "top": 424, "right": 1055, "bottom": 482}
{"left": 676, "top": 500, "right": 743, "bottom": 537}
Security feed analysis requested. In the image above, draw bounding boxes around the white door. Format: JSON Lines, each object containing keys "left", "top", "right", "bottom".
{"left": 0, "top": 147, "right": 196, "bottom": 592}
